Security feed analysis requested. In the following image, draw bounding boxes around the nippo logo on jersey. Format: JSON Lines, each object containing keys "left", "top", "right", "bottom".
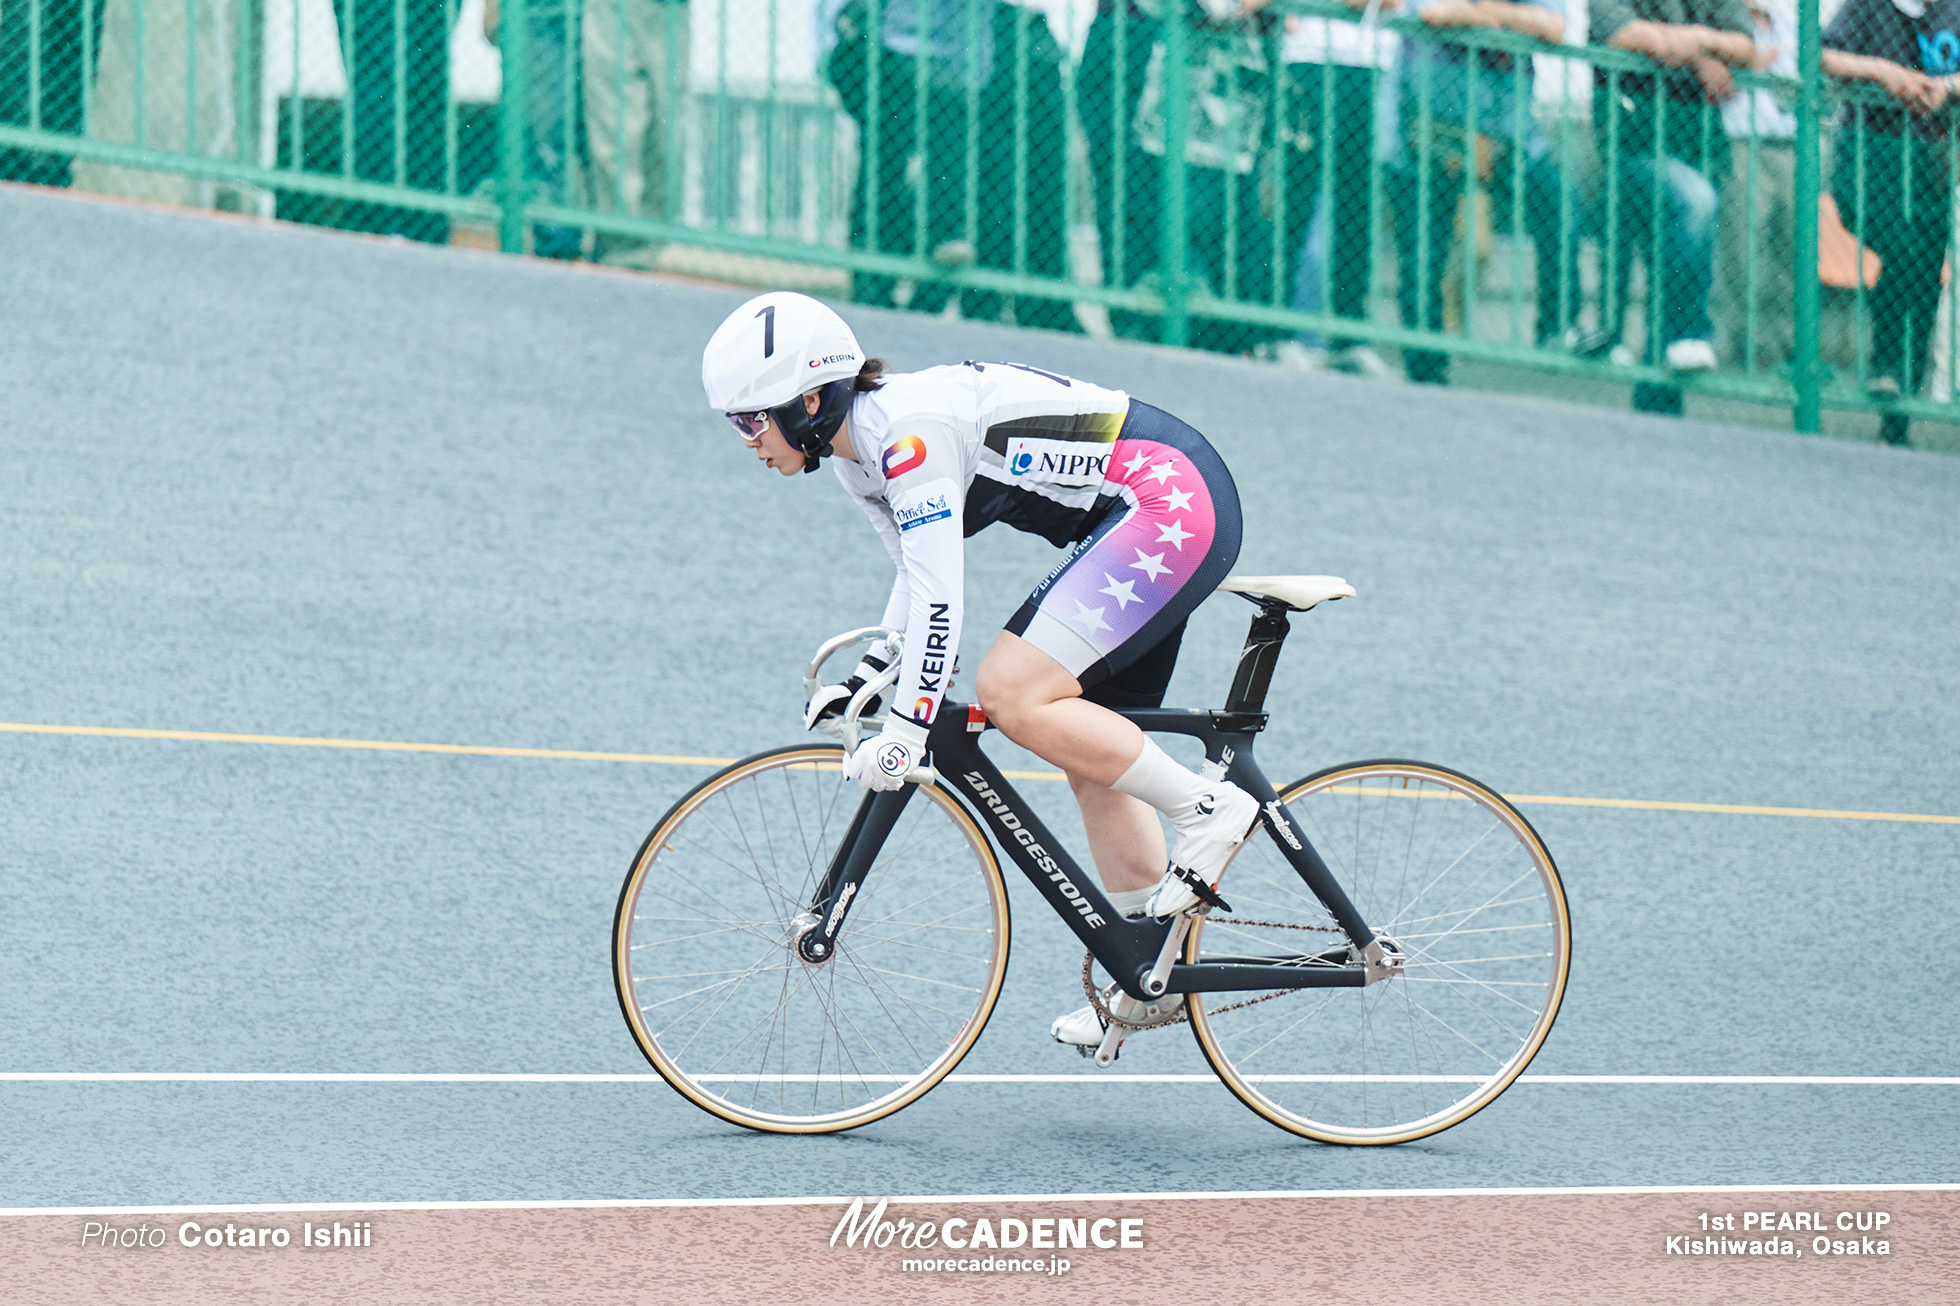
{"left": 882, "top": 436, "right": 928, "bottom": 479}
{"left": 1004, "top": 437, "right": 1109, "bottom": 484}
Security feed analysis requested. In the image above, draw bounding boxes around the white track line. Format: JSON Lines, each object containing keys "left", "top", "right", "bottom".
{"left": 2, "top": 1072, "right": 1955, "bottom": 1085}
{"left": 6, "top": 1183, "right": 1959, "bottom": 1219}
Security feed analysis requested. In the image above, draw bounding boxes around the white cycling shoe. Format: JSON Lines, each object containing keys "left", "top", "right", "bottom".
{"left": 1143, "top": 782, "right": 1261, "bottom": 918}
{"left": 1050, "top": 996, "right": 1186, "bottom": 1049}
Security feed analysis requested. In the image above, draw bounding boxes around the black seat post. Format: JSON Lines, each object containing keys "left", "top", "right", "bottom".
{"left": 1221, "top": 598, "right": 1293, "bottom": 719}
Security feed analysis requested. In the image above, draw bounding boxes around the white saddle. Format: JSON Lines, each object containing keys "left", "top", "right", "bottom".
{"left": 1216, "top": 574, "right": 1355, "bottom": 612}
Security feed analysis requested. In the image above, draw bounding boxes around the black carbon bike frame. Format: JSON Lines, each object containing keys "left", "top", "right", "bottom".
{"left": 795, "top": 598, "right": 1383, "bottom": 1003}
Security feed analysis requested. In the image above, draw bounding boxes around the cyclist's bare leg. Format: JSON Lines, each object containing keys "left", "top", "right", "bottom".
{"left": 975, "top": 632, "right": 1164, "bottom": 894}
{"left": 1069, "top": 776, "right": 1168, "bottom": 894}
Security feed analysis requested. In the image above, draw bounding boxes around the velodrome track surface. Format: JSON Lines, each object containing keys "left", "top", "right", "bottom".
{"left": 3, "top": 184, "right": 1958, "bottom": 1208}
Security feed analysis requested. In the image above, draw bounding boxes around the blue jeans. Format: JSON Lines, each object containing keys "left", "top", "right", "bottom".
{"left": 1608, "top": 154, "right": 1718, "bottom": 353}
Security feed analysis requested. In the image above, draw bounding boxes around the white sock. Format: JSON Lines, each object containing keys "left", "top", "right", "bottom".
{"left": 1110, "top": 738, "right": 1212, "bottom": 828}
{"left": 1103, "top": 886, "right": 1157, "bottom": 917}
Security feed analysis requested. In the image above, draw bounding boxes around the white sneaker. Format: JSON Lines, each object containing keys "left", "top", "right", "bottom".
{"left": 1143, "top": 782, "right": 1260, "bottom": 918}
{"left": 1272, "top": 339, "right": 1329, "bottom": 372}
{"left": 1664, "top": 338, "right": 1717, "bottom": 372}
{"left": 1050, "top": 995, "right": 1186, "bottom": 1049}
{"left": 1332, "top": 344, "right": 1395, "bottom": 379}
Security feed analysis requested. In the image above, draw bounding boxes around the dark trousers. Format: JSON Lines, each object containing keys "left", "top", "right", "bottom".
{"left": 1081, "top": 8, "right": 1162, "bottom": 337}
{"left": 968, "top": 3, "right": 1077, "bottom": 332}
{"left": 1390, "top": 136, "right": 1573, "bottom": 383}
{"left": 326, "top": 0, "right": 450, "bottom": 242}
{"left": 1833, "top": 129, "right": 1954, "bottom": 393}
{"left": 0, "top": 0, "right": 104, "bottom": 185}
{"left": 1277, "top": 62, "right": 1378, "bottom": 348}
{"left": 828, "top": 43, "right": 972, "bottom": 313}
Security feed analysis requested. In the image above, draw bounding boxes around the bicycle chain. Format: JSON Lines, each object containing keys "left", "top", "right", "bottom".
{"left": 1081, "top": 917, "right": 1348, "bottom": 1032}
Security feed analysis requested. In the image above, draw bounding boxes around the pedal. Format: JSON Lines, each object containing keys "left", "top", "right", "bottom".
{"left": 1164, "top": 865, "right": 1232, "bottom": 915}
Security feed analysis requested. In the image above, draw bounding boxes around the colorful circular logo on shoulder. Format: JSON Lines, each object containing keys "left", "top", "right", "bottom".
{"left": 882, "top": 436, "right": 928, "bottom": 479}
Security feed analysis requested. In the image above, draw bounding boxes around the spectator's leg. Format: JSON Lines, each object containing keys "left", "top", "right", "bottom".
{"left": 1016, "top": 36, "right": 1082, "bottom": 332}
{"left": 969, "top": 3, "right": 1023, "bottom": 326}
{"left": 526, "top": 11, "right": 584, "bottom": 259}
{"left": 1081, "top": 10, "right": 1163, "bottom": 337}
{"left": 333, "top": 0, "right": 449, "bottom": 241}
{"left": 643, "top": 1, "right": 687, "bottom": 224}
{"left": 1752, "top": 144, "right": 1799, "bottom": 371}
{"left": 1326, "top": 64, "right": 1378, "bottom": 349}
{"left": 1273, "top": 66, "right": 1328, "bottom": 344}
{"left": 1655, "top": 156, "right": 1719, "bottom": 350}
{"left": 1393, "top": 156, "right": 1461, "bottom": 384}
{"left": 1522, "top": 148, "right": 1572, "bottom": 347}
{"left": 908, "top": 77, "right": 970, "bottom": 317}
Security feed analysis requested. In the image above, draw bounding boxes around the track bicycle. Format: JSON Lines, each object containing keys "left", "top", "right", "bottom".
{"left": 612, "top": 574, "right": 1570, "bottom": 1143}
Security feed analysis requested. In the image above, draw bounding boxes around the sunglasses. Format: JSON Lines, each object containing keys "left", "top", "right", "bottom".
{"left": 726, "top": 410, "right": 772, "bottom": 440}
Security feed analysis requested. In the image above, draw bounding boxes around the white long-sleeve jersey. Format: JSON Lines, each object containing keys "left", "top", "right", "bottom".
{"left": 830, "top": 362, "right": 1131, "bottom": 730}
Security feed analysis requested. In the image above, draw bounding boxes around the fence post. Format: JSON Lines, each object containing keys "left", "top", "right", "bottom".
{"left": 1792, "top": 0, "right": 1822, "bottom": 432}
{"left": 497, "top": 0, "right": 532, "bottom": 254}
{"left": 1161, "top": 0, "right": 1190, "bottom": 347}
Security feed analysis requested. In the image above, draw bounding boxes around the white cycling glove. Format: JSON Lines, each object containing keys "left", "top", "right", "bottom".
{"left": 804, "top": 648, "right": 893, "bottom": 734}
{"left": 842, "top": 716, "right": 930, "bottom": 792}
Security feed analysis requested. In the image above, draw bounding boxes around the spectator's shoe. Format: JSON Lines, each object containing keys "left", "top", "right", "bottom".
{"left": 930, "top": 239, "right": 977, "bottom": 270}
{"left": 1144, "top": 783, "right": 1261, "bottom": 918}
{"left": 1332, "top": 344, "right": 1395, "bottom": 379}
{"left": 1665, "top": 338, "right": 1718, "bottom": 372}
{"left": 1866, "top": 374, "right": 1903, "bottom": 401}
{"left": 1557, "top": 325, "right": 1620, "bottom": 359}
{"left": 1271, "top": 340, "right": 1330, "bottom": 372}
{"left": 1051, "top": 996, "right": 1185, "bottom": 1050}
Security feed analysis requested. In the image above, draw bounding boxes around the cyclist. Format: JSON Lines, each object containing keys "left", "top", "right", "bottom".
{"left": 702, "top": 290, "right": 1258, "bottom": 1050}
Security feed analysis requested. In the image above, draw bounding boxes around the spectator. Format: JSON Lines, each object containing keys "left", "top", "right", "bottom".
{"left": 1712, "top": 0, "right": 1798, "bottom": 372}
{"left": 1387, "top": 0, "right": 1575, "bottom": 384}
{"left": 0, "top": 0, "right": 102, "bottom": 185}
{"left": 486, "top": 0, "right": 586, "bottom": 259}
{"left": 822, "top": 0, "right": 994, "bottom": 314}
{"left": 1082, "top": 0, "right": 1274, "bottom": 352}
{"left": 967, "top": 0, "right": 1081, "bottom": 332}
{"left": 1272, "top": 0, "right": 1402, "bottom": 375}
{"left": 581, "top": 0, "right": 689, "bottom": 259}
{"left": 1822, "top": 0, "right": 1957, "bottom": 414}
{"left": 1591, "top": 0, "right": 1755, "bottom": 413}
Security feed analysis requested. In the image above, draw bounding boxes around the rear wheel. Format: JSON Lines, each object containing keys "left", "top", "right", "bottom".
{"left": 1186, "top": 760, "right": 1569, "bottom": 1144}
{"left": 612, "top": 745, "right": 1010, "bottom": 1133}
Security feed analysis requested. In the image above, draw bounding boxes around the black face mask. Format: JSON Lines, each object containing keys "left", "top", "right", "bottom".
{"left": 771, "top": 378, "right": 858, "bottom": 473}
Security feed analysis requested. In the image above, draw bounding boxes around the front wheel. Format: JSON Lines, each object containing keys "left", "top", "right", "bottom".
{"left": 612, "top": 745, "right": 1011, "bottom": 1133}
{"left": 1186, "top": 760, "right": 1570, "bottom": 1145}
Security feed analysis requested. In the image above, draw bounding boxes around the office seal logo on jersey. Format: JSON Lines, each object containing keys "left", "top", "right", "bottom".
{"left": 894, "top": 493, "right": 952, "bottom": 532}
{"left": 882, "top": 436, "right": 928, "bottom": 479}
{"left": 1004, "top": 437, "right": 1108, "bottom": 484}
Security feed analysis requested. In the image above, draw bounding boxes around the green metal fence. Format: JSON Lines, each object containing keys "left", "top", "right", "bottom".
{"left": 5, "top": 0, "right": 1959, "bottom": 439}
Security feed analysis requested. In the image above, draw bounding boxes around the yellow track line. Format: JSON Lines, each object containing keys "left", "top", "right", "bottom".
{"left": 4, "top": 721, "right": 1956, "bottom": 826}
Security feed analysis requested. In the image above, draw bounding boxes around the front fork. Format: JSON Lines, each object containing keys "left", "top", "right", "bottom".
{"left": 791, "top": 785, "right": 916, "bottom": 964}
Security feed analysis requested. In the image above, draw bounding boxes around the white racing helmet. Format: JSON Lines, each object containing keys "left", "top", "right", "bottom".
{"left": 702, "top": 291, "right": 865, "bottom": 472}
